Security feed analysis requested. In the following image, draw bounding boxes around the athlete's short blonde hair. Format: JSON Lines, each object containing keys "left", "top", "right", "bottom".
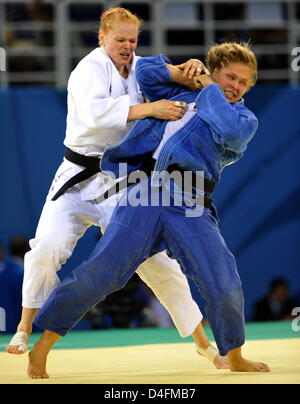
{"left": 99, "top": 7, "right": 142, "bottom": 35}
{"left": 206, "top": 41, "right": 258, "bottom": 86}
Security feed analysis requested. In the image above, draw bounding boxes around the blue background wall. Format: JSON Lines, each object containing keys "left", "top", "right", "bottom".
{"left": 1, "top": 86, "right": 300, "bottom": 321}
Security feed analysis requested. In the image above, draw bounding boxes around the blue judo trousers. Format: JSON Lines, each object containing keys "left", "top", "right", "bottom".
{"left": 35, "top": 178, "right": 245, "bottom": 356}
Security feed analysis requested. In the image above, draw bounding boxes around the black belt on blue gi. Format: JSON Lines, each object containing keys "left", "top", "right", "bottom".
{"left": 51, "top": 149, "right": 215, "bottom": 208}
{"left": 166, "top": 163, "right": 215, "bottom": 208}
{"left": 96, "top": 158, "right": 215, "bottom": 208}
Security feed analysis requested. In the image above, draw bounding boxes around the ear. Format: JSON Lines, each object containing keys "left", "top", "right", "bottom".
{"left": 244, "top": 84, "right": 252, "bottom": 94}
{"left": 211, "top": 68, "right": 218, "bottom": 81}
{"left": 99, "top": 31, "right": 105, "bottom": 47}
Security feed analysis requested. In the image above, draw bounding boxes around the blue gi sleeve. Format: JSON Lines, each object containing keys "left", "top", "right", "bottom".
{"left": 136, "top": 54, "right": 187, "bottom": 101}
{"left": 196, "top": 83, "right": 258, "bottom": 153}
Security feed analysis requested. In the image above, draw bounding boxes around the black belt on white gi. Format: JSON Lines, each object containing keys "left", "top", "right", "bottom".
{"left": 51, "top": 148, "right": 101, "bottom": 201}
{"left": 51, "top": 149, "right": 216, "bottom": 208}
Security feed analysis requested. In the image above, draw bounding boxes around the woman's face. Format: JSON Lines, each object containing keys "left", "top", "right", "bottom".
{"left": 212, "top": 63, "right": 253, "bottom": 103}
{"left": 99, "top": 22, "right": 138, "bottom": 70}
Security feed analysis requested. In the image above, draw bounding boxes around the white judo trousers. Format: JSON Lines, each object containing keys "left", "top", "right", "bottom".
{"left": 23, "top": 162, "right": 203, "bottom": 337}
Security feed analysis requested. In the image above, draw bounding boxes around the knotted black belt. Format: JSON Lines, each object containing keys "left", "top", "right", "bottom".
{"left": 52, "top": 149, "right": 216, "bottom": 208}
{"left": 51, "top": 148, "right": 101, "bottom": 201}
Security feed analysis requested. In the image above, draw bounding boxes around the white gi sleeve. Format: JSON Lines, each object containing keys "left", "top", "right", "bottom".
{"left": 68, "top": 58, "right": 130, "bottom": 132}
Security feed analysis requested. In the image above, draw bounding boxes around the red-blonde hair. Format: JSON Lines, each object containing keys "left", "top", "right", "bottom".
{"left": 99, "top": 7, "right": 142, "bottom": 35}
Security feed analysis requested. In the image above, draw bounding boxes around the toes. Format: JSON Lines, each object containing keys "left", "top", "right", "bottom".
{"left": 6, "top": 346, "right": 14, "bottom": 354}
{"left": 6, "top": 345, "right": 24, "bottom": 354}
{"left": 261, "top": 363, "right": 271, "bottom": 372}
{"left": 28, "top": 372, "right": 49, "bottom": 379}
{"left": 27, "top": 363, "right": 50, "bottom": 380}
{"left": 16, "top": 350, "right": 25, "bottom": 355}
{"left": 255, "top": 362, "right": 270, "bottom": 372}
{"left": 28, "top": 371, "right": 38, "bottom": 379}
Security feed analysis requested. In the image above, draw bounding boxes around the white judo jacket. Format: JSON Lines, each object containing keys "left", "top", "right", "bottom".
{"left": 52, "top": 47, "right": 144, "bottom": 202}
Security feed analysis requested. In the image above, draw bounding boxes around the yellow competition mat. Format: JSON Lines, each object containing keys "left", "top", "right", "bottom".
{"left": 1, "top": 339, "right": 300, "bottom": 384}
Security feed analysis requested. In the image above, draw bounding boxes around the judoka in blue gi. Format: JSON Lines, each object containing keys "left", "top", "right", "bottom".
{"left": 28, "top": 42, "right": 270, "bottom": 377}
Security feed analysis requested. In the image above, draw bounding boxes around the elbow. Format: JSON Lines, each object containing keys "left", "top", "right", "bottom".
{"left": 222, "top": 129, "right": 255, "bottom": 152}
{"left": 136, "top": 58, "right": 147, "bottom": 74}
{"left": 136, "top": 59, "right": 151, "bottom": 84}
{"left": 222, "top": 119, "right": 258, "bottom": 148}
{"left": 136, "top": 67, "right": 154, "bottom": 91}
{"left": 80, "top": 112, "right": 126, "bottom": 132}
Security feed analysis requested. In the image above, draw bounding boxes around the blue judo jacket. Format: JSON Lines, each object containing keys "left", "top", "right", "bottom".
{"left": 101, "top": 54, "right": 258, "bottom": 186}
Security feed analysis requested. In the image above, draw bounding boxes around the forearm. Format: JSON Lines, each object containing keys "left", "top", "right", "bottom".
{"left": 166, "top": 64, "right": 195, "bottom": 88}
{"left": 136, "top": 55, "right": 186, "bottom": 101}
{"left": 127, "top": 103, "right": 153, "bottom": 121}
{"left": 128, "top": 99, "right": 187, "bottom": 122}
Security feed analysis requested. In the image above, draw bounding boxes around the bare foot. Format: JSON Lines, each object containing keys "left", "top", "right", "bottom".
{"left": 229, "top": 358, "right": 270, "bottom": 372}
{"left": 213, "top": 354, "right": 229, "bottom": 370}
{"left": 6, "top": 331, "right": 29, "bottom": 355}
{"left": 196, "top": 343, "right": 229, "bottom": 370}
{"left": 6, "top": 346, "right": 26, "bottom": 355}
{"left": 7, "top": 309, "right": 38, "bottom": 354}
{"left": 27, "top": 346, "right": 50, "bottom": 379}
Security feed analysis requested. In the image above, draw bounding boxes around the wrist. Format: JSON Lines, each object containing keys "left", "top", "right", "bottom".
{"left": 128, "top": 103, "right": 151, "bottom": 121}
{"left": 180, "top": 74, "right": 195, "bottom": 88}
{"left": 147, "top": 102, "right": 155, "bottom": 117}
{"left": 167, "top": 64, "right": 187, "bottom": 86}
{"left": 199, "top": 75, "right": 213, "bottom": 88}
